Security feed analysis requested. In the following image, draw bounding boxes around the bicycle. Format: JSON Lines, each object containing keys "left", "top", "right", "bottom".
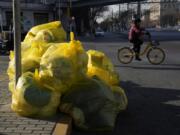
{"left": 117, "top": 34, "right": 165, "bottom": 65}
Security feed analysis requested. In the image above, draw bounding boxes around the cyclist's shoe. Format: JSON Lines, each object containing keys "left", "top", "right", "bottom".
{"left": 135, "top": 57, "right": 142, "bottom": 61}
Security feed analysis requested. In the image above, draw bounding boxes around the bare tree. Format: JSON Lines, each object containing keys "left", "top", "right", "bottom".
{"left": 90, "top": 6, "right": 109, "bottom": 23}
{"left": 101, "top": 10, "right": 134, "bottom": 32}
{"left": 89, "top": 6, "right": 109, "bottom": 34}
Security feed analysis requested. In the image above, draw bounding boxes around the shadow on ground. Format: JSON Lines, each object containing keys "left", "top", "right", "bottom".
{"left": 115, "top": 64, "right": 180, "bottom": 71}
{"left": 72, "top": 81, "right": 180, "bottom": 135}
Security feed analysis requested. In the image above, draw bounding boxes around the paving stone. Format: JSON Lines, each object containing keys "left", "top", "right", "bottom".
{"left": 0, "top": 129, "right": 13, "bottom": 132}
{"left": 13, "top": 130, "right": 32, "bottom": 133}
{"left": 0, "top": 113, "right": 16, "bottom": 116}
{"left": 18, "top": 124, "right": 36, "bottom": 128}
{"left": 25, "top": 127, "right": 43, "bottom": 130}
{"left": 0, "top": 117, "right": 6, "bottom": 122}
{"left": 29, "top": 121, "right": 48, "bottom": 125}
{"left": 0, "top": 127, "right": 6, "bottom": 131}
{"left": 6, "top": 127, "right": 24, "bottom": 130}
{"left": 21, "top": 134, "right": 41, "bottom": 135}
{"left": 0, "top": 122, "right": 13, "bottom": 125}
{"left": 1, "top": 133, "right": 21, "bottom": 135}
{"left": 5, "top": 119, "right": 21, "bottom": 122}
{"left": 0, "top": 125, "right": 17, "bottom": 128}
{"left": 3, "top": 116, "right": 18, "bottom": 120}
{"left": 32, "top": 130, "right": 52, "bottom": 134}
{"left": 12, "top": 121, "right": 29, "bottom": 125}
{"left": 43, "top": 127, "right": 54, "bottom": 131}
{"left": 16, "top": 117, "right": 31, "bottom": 120}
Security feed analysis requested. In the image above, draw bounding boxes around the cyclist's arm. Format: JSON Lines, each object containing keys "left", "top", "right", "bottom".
{"left": 140, "top": 27, "right": 150, "bottom": 35}
{"left": 128, "top": 28, "right": 135, "bottom": 42}
{"left": 141, "top": 29, "right": 151, "bottom": 41}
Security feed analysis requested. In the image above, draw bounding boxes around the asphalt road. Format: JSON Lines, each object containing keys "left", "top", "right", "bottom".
{"left": 113, "top": 30, "right": 180, "bottom": 42}
{"left": 0, "top": 32, "right": 179, "bottom": 135}
{"left": 148, "top": 30, "right": 180, "bottom": 41}
{"left": 73, "top": 32, "right": 180, "bottom": 135}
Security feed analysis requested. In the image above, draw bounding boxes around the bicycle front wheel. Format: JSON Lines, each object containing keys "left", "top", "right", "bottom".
{"left": 117, "top": 47, "right": 134, "bottom": 64}
{"left": 147, "top": 47, "right": 165, "bottom": 65}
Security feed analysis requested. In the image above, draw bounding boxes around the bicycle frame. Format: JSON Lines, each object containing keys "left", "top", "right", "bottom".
{"left": 133, "top": 34, "right": 154, "bottom": 56}
{"left": 130, "top": 42, "right": 152, "bottom": 57}
{"left": 139, "top": 43, "right": 152, "bottom": 56}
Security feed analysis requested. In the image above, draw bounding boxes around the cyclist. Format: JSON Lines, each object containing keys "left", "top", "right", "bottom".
{"left": 128, "top": 16, "right": 150, "bottom": 61}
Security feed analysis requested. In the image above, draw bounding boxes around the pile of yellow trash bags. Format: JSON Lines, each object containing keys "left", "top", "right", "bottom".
{"left": 7, "top": 21, "right": 128, "bottom": 131}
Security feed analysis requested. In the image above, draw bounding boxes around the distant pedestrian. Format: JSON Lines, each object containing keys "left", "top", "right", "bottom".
{"left": 70, "top": 16, "right": 77, "bottom": 39}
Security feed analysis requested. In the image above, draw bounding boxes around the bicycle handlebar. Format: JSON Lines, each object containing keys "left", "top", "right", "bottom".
{"left": 145, "top": 31, "right": 152, "bottom": 42}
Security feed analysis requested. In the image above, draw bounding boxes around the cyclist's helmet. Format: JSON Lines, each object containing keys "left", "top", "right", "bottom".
{"left": 132, "top": 15, "right": 141, "bottom": 24}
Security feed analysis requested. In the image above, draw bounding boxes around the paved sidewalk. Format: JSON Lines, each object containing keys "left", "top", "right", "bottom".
{"left": 0, "top": 56, "right": 56, "bottom": 135}
{"left": 0, "top": 56, "right": 11, "bottom": 105}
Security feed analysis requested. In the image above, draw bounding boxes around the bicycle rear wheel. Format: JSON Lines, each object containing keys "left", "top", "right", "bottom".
{"left": 117, "top": 47, "right": 134, "bottom": 64}
{"left": 147, "top": 47, "right": 165, "bottom": 65}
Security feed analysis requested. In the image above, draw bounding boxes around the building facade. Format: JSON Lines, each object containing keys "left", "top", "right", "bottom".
{"left": 0, "top": 0, "right": 57, "bottom": 32}
{"left": 0, "top": 0, "right": 143, "bottom": 33}
{"left": 150, "top": 0, "right": 180, "bottom": 27}
{"left": 0, "top": 0, "right": 93, "bottom": 35}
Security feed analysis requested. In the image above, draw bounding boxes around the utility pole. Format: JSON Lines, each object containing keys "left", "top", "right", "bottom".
{"left": 13, "top": 0, "right": 21, "bottom": 85}
{"left": 67, "top": 0, "right": 72, "bottom": 17}
{"left": 119, "top": 4, "right": 121, "bottom": 19}
{"left": 119, "top": 4, "right": 121, "bottom": 31}
{"left": 112, "top": 9, "right": 114, "bottom": 32}
{"left": 127, "top": 3, "right": 129, "bottom": 11}
{"left": 137, "top": 0, "right": 141, "bottom": 18}
{"left": 112, "top": 9, "right": 114, "bottom": 20}
{"left": 59, "top": 0, "right": 61, "bottom": 20}
{"left": 0, "top": 13, "right": 3, "bottom": 32}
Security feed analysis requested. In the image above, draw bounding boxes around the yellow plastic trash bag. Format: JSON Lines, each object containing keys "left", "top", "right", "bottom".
{"left": 7, "top": 51, "right": 15, "bottom": 81}
{"left": 24, "top": 21, "right": 66, "bottom": 43}
{"left": 87, "top": 50, "right": 119, "bottom": 86}
{"left": 59, "top": 77, "right": 126, "bottom": 131}
{"left": 11, "top": 71, "right": 61, "bottom": 117}
{"left": 7, "top": 51, "right": 15, "bottom": 92}
{"left": 111, "top": 86, "right": 128, "bottom": 111}
{"left": 39, "top": 36, "right": 88, "bottom": 93}
{"left": 8, "top": 81, "right": 14, "bottom": 93}
{"left": 7, "top": 41, "right": 50, "bottom": 81}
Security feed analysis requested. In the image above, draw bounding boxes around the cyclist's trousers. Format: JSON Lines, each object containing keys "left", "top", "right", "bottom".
{"left": 132, "top": 39, "right": 143, "bottom": 57}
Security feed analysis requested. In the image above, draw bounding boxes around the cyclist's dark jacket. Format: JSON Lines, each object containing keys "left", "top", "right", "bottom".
{"left": 128, "top": 24, "right": 144, "bottom": 43}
